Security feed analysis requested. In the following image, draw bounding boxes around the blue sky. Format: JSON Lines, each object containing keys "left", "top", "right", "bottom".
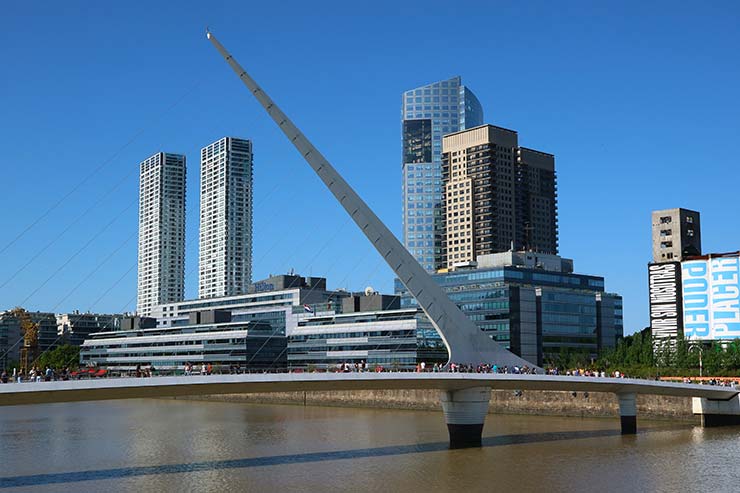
{"left": 1, "top": 1, "right": 738, "bottom": 334}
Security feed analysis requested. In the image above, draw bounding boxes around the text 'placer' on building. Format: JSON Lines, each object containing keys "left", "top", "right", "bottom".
{"left": 648, "top": 208, "right": 740, "bottom": 353}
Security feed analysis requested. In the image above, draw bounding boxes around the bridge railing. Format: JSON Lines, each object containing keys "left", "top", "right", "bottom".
{"left": 3, "top": 365, "right": 738, "bottom": 390}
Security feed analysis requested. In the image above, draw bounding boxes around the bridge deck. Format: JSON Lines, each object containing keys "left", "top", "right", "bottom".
{"left": 0, "top": 373, "right": 736, "bottom": 406}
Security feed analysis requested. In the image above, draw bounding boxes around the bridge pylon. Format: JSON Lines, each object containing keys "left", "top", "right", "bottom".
{"left": 692, "top": 394, "right": 740, "bottom": 427}
{"left": 205, "top": 31, "right": 535, "bottom": 371}
{"left": 616, "top": 392, "right": 637, "bottom": 435}
{"left": 440, "top": 387, "right": 491, "bottom": 448}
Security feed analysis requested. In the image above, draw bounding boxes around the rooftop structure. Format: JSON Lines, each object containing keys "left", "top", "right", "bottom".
{"left": 652, "top": 208, "right": 701, "bottom": 263}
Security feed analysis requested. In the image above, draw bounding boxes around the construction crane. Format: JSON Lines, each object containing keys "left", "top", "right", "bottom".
{"left": 9, "top": 307, "right": 39, "bottom": 374}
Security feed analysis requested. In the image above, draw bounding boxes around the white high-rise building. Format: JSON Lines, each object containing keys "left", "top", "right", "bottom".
{"left": 199, "top": 137, "right": 253, "bottom": 299}
{"left": 137, "top": 152, "right": 186, "bottom": 316}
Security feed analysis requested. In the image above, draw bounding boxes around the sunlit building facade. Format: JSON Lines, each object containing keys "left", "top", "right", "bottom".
{"left": 402, "top": 76, "right": 484, "bottom": 272}
{"left": 442, "top": 125, "right": 558, "bottom": 269}
{"left": 136, "top": 152, "right": 186, "bottom": 316}
{"left": 199, "top": 137, "right": 253, "bottom": 299}
{"left": 396, "top": 252, "right": 623, "bottom": 366}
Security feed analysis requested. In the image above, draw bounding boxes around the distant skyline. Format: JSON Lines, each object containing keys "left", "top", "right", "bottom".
{"left": 1, "top": 1, "right": 739, "bottom": 335}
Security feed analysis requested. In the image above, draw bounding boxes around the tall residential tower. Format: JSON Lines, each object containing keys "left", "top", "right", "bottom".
{"left": 442, "top": 125, "right": 558, "bottom": 269}
{"left": 198, "top": 137, "right": 253, "bottom": 299}
{"left": 136, "top": 152, "right": 186, "bottom": 315}
{"left": 402, "top": 76, "right": 484, "bottom": 272}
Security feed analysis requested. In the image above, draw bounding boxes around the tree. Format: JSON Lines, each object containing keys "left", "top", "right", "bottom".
{"left": 37, "top": 345, "right": 81, "bottom": 370}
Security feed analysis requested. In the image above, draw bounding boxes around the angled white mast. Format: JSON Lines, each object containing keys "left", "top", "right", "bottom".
{"left": 206, "top": 31, "right": 532, "bottom": 368}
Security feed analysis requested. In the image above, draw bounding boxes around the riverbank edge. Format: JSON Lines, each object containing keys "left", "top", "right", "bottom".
{"left": 172, "top": 389, "right": 699, "bottom": 423}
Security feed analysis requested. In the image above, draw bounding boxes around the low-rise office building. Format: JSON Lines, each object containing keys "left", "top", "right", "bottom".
{"left": 79, "top": 310, "right": 286, "bottom": 372}
{"left": 0, "top": 311, "right": 60, "bottom": 368}
{"left": 83, "top": 273, "right": 445, "bottom": 372}
{"left": 0, "top": 312, "right": 22, "bottom": 369}
{"left": 287, "top": 308, "right": 444, "bottom": 371}
{"left": 396, "top": 251, "right": 623, "bottom": 366}
{"left": 56, "top": 312, "right": 122, "bottom": 347}
{"left": 150, "top": 274, "right": 349, "bottom": 336}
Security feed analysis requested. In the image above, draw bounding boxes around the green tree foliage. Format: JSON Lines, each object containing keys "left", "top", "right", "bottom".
{"left": 594, "top": 331, "right": 740, "bottom": 378}
{"left": 37, "top": 345, "right": 81, "bottom": 370}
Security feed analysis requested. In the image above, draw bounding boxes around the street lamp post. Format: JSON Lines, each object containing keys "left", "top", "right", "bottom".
{"left": 689, "top": 344, "right": 703, "bottom": 378}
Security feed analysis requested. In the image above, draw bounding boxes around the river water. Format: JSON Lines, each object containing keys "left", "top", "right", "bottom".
{"left": 1, "top": 398, "right": 738, "bottom": 492}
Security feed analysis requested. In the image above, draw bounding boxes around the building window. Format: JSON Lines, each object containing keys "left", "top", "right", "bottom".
{"left": 686, "top": 216, "right": 694, "bottom": 224}
{"left": 660, "top": 216, "right": 672, "bottom": 224}
{"left": 660, "top": 241, "right": 673, "bottom": 248}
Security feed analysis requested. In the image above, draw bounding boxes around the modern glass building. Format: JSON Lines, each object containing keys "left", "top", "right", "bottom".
{"left": 287, "top": 309, "right": 445, "bottom": 371}
{"left": 80, "top": 316, "right": 286, "bottom": 372}
{"left": 402, "top": 76, "right": 484, "bottom": 272}
{"left": 84, "top": 273, "right": 444, "bottom": 372}
{"left": 151, "top": 274, "right": 348, "bottom": 336}
{"left": 395, "top": 252, "right": 623, "bottom": 366}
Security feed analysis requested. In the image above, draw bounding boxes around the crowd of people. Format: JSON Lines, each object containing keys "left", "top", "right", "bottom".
{"left": 678, "top": 377, "right": 737, "bottom": 387}
{"left": 444, "top": 363, "right": 538, "bottom": 374}
{"left": 2, "top": 361, "right": 737, "bottom": 388}
{"left": 321, "top": 361, "right": 629, "bottom": 376}
{"left": 546, "top": 368, "right": 622, "bottom": 378}
{"left": 183, "top": 362, "right": 214, "bottom": 376}
{"left": 0, "top": 366, "right": 73, "bottom": 383}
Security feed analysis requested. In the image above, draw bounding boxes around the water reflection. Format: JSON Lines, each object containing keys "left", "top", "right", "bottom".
{"left": 0, "top": 429, "right": 626, "bottom": 489}
{"left": 1, "top": 400, "right": 739, "bottom": 492}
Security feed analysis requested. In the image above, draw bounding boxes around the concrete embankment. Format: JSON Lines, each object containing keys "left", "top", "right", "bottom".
{"left": 174, "top": 388, "right": 697, "bottom": 422}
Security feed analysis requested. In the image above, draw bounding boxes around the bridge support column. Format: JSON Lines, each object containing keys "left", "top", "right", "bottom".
{"left": 440, "top": 387, "right": 491, "bottom": 449}
{"left": 693, "top": 395, "right": 740, "bottom": 427}
{"left": 616, "top": 392, "right": 637, "bottom": 434}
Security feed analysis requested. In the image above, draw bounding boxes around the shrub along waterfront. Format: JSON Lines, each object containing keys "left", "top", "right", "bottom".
{"left": 595, "top": 329, "right": 740, "bottom": 378}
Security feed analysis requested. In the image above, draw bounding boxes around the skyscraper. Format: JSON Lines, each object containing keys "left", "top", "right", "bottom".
{"left": 199, "top": 137, "right": 253, "bottom": 299}
{"left": 136, "top": 152, "right": 186, "bottom": 316}
{"left": 402, "top": 76, "right": 484, "bottom": 272}
{"left": 441, "top": 124, "right": 558, "bottom": 268}
{"left": 651, "top": 208, "right": 701, "bottom": 263}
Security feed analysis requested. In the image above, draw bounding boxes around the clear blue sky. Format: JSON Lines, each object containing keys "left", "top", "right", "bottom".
{"left": 1, "top": 1, "right": 738, "bottom": 334}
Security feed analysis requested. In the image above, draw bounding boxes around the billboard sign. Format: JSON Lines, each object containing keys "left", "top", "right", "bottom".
{"left": 682, "top": 255, "right": 740, "bottom": 340}
{"left": 648, "top": 262, "right": 682, "bottom": 348}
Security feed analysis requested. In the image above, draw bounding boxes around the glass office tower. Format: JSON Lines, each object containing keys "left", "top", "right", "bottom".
{"left": 395, "top": 252, "right": 624, "bottom": 366}
{"left": 402, "top": 76, "right": 483, "bottom": 272}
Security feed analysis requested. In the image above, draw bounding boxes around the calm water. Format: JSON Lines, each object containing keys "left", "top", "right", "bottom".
{"left": 1, "top": 398, "right": 739, "bottom": 492}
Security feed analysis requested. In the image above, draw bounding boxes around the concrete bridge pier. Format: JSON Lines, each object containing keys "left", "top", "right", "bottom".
{"left": 440, "top": 387, "right": 491, "bottom": 448}
{"left": 616, "top": 392, "right": 637, "bottom": 434}
{"left": 693, "top": 395, "right": 740, "bottom": 427}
